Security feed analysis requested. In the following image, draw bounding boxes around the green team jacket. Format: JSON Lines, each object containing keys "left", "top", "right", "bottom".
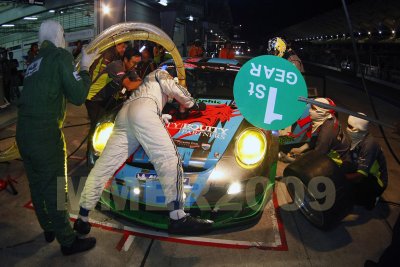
{"left": 18, "top": 41, "right": 91, "bottom": 127}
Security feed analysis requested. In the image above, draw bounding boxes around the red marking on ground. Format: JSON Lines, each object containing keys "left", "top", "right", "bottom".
{"left": 116, "top": 233, "right": 130, "bottom": 251}
{"left": 272, "top": 191, "right": 289, "bottom": 251}
{"left": 23, "top": 192, "right": 288, "bottom": 251}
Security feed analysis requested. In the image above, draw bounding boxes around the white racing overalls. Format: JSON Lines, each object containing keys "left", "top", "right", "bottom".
{"left": 80, "top": 69, "right": 195, "bottom": 211}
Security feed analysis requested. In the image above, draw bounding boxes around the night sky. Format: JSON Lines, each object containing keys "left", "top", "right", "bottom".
{"left": 228, "top": 0, "right": 359, "bottom": 45}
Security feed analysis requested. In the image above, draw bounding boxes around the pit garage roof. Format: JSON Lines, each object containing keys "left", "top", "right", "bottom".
{"left": 280, "top": 0, "right": 400, "bottom": 42}
{"left": 0, "top": 1, "right": 94, "bottom": 47}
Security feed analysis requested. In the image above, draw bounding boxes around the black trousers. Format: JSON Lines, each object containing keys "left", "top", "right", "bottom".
{"left": 377, "top": 213, "right": 400, "bottom": 266}
{"left": 85, "top": 100, "right": 106, "bottom": 128}
{"left": 352, "top": 175, "right": 384, "bottom": 210}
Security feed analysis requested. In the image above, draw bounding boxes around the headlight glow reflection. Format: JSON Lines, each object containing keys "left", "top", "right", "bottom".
{"left": 92, "top": 122, "right": 114, "bottom": 155}
{"left": 133, "top": 187, "right": 140, "bottom": 195}
{"left": 227, "top": 182, "right": 242, "bottom": 195}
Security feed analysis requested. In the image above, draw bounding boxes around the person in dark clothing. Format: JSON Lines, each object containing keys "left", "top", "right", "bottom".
{"left": 267, "top": 37, "right": 304, "bottom": 73}
{"left": 345, "top": 114, "right": 388, "bottom": 209}
{"left": 85, "top": 47, "right": 142, "bottom": 128}
{"left": 290, "top": 98, "right": 350, "bottom": 166}
{"left": 72, "top": 40, "right": 83, "bottom": 59}
{"left": 85, "top": 43, "right": 128, "bottom": 126}
{"left": 364, "top": 115, "right": 398, "bottom": 267}
{"left": 0, "top": 48, "right": 11, "bottom": 103}
{"left": 136, "top": 48, "right": 157, "bottom": 79}
{"left": 16, "top": 20, "right": 99, "bottom": 256}
{"left": 26, "top": 43, "right": 39, "bottom": 66}
{"left": 8, "top": 51, "right": 21, "bottom": 100}
{"left": 364, "top": 209, "right": 400, "bottom": 267}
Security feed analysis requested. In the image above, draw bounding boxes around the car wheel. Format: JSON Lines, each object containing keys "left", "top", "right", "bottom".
{"left": 283, "top": 150, "right": 353, "bottom": 230}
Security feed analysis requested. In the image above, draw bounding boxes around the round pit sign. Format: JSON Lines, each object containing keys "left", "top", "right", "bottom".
{"left": 234, "top": 55, "right": 307, "bottom": 130}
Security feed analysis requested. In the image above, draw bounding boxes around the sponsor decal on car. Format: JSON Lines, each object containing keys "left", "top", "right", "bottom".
{"left": 167, "top": 123, "right": 229, "bottom": 139}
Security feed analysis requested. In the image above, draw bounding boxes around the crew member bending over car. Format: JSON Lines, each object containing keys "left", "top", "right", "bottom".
{"left": 345, "top": 114, "right": 388, "bottom": 209}
{"left": 75, "top": 69, "right": 213, "bottom": 235}
{"left": 290, "top": 98, "right": 350, "bottom": 166}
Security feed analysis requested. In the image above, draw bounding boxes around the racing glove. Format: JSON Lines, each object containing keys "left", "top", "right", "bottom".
{"left": 190, "top": 102, "right": 206, "bottom": 111}
{"left": 162, "top": 114, "right": 172, "bottom": 124}
{"left": 80, "top": 49, "right": 99, "bottom": 72}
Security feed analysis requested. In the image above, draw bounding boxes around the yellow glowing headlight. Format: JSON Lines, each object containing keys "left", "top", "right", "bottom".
{"left": 235, "top": 128, "right": 267, "bottom": 168}
{"left": 92, "top": 122, "right": 114, "bottom": 155}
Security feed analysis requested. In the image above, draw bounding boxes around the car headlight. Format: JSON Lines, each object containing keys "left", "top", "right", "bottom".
{"left": 235, "top": 128, "right": 267, "bottom": 168}
{"left": 92, "top": 121, "right": 114, "bottom": 155}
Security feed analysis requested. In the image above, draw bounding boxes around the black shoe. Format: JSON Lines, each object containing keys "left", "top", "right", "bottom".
{"left": 364, "top": 260, "right": 379, "bottom": 267}
{"left": 168, "top": 214, "right": 213, "bottom": 235}
{"left": 44, "top": 231, "right": 55, "bottom": 243}
{"left": 73, "top": 218, "right": 91, "bottom": 235}
{"left": 61, "top": 237, "right": 96, "bottom": 256}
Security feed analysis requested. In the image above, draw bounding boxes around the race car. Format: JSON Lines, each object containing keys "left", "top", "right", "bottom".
{"left": 88, "top": 57, "right": 279, "bottom": 230}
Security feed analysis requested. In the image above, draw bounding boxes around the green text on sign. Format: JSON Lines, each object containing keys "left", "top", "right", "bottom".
{"left": 233, "top": 55, "right": 308, "bottom": 130}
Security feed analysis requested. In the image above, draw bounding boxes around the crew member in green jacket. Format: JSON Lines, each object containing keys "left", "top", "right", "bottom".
{"left": 16, "top": 20, "right": 99, "bottom": 256}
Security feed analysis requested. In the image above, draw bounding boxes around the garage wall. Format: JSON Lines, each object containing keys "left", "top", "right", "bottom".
{"left": 126, "top": 1, "right": 160, "bottom": 26}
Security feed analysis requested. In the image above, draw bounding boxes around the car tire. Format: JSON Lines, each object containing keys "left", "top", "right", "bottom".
{"left": 283, "top": 150, "right": 353, "bottom": 230}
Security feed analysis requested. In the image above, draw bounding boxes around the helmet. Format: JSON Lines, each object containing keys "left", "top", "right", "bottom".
{"left": 267, "top": 37, "right": 287, "bottom": 57}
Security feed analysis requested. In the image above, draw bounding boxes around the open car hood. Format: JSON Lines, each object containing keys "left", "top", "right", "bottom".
{"left": 125, "top": 99, "right": 243, "bottom": 171}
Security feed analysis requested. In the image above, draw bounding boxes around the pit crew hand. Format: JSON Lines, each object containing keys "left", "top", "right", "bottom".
{"left": 290, "top": 143, "right": 310, "bottom": 155}
{"left": 162, "top": 114, "right": 172, "bottom": 124}
{"left": 81, "top": 49, "right": 99, "bottom": 71}
{"left": 177, "top": 110, "right": 189, "bottom": 120}
{"left": 190, "top": 102, "right": 206, "bottom": 111}
{"left": 290, "top": 147, "right": 303, "bottom": 155}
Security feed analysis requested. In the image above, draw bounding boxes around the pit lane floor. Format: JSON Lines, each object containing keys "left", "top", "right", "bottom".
{"left": 0, "top": 66, "right": 399, "bottom": 266}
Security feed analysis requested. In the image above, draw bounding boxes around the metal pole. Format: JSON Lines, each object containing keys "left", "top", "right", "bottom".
{"left": 298, "top": 96, "right": 396, "bottom": 129}
{"left": 99, "top": 0, "right": 103, "bottom": 33}
{"left": 124, "top": 0, "right": 126, "bottom": 22}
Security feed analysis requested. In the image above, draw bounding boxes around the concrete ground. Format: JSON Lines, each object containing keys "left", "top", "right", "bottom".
{"left": 0, "top": 65, "right": 399, "bottom": 267}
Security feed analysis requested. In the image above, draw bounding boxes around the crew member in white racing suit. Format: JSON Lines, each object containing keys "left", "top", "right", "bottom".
{"left": 75, "top": 69, "right": 213, "bottom": 235}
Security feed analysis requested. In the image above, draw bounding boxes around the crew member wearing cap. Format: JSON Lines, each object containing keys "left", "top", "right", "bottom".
{"left": 85, "top": 47, "right": 142, "bottom": 127}
{"left": 290, "top": 98, "right": 350, "bottom": 166}
{"left": 345, "top": 114, "right": 388, "bottom": 209}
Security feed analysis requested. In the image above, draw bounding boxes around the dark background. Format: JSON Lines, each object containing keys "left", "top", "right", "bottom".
{"left": 228, "top": 0, "right": 360, "bottom": 45}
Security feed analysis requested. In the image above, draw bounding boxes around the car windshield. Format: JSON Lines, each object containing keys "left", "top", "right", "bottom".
{"left": 185, "top": 68, "right": 238, "bottom": 99}
{"left": 163, "top": 62, "right": 240, "bottom": 99}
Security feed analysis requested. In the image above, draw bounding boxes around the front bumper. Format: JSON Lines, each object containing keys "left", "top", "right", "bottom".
{"left": 98, "top": 162, "right": 277, "bottom": 230}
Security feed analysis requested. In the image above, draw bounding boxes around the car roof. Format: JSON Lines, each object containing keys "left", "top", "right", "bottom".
{"left": 160, "top": 57, "right": 242, "bottom": 72}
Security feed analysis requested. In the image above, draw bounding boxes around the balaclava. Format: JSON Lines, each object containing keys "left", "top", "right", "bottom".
{"left": 347, "top": 114, "right": 369, "bottom": 150}
{"left": 309, "top": 98, "right": 333, "bottom": 133}
{"left": 38, "top": 20, "right": 66, "bottom": 48}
